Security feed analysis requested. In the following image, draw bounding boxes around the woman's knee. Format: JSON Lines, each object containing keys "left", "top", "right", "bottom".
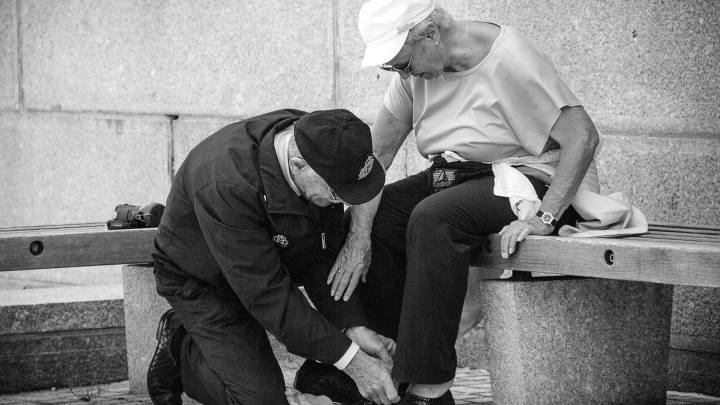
{"left": 407, "top": 197, "right": 444, "bottom": 236}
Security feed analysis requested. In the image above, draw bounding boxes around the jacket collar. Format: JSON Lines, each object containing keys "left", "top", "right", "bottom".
{"left": 257, "top": 124, "right": 313, "bottom": 216}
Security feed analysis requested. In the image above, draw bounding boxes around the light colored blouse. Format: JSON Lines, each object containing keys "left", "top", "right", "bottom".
{"left": 383, "top": 25, "right": 581, "bottom": 162}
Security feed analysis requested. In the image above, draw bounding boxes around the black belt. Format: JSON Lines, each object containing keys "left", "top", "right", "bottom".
{"left": 429, "top": 157, "right": 493, "bottom": 192}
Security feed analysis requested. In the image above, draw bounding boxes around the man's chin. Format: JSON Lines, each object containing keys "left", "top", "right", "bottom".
{"left": 311, "top": 198, "right": 332, "bottom": 207}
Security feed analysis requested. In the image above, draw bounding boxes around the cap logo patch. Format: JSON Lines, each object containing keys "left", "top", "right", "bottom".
{"left": 397, "top": 21, "right": 416, "bottom": 34}
{"left": 358, "top": 155, "right": 374, "bottom": 180}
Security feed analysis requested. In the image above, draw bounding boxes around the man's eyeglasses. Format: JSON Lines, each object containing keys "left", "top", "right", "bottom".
{"left": 380, "top": 42, "right": 417, "bottom": 74}
{"left": 325, "top": 183, "right": 342, "bottom": 203}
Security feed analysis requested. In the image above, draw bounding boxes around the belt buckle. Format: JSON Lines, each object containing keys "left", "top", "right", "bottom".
{"left": 431, "top": 167, "right": 456, "bottom": 191}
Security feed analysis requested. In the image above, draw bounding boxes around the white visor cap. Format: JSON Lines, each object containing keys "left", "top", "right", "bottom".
{"left": 358, "top": 0, "right": 435, "bottom": 67}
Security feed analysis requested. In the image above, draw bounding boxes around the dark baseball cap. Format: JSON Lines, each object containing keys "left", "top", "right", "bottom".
{"left": 294, "top": 109, "right": 385, "bottom": 205}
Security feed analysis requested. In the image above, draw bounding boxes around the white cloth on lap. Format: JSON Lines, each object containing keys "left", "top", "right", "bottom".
{"left": 489, "top": 148, "right": 648, "bottom": 237}
{"left": 434, "top": 148, "right": 649, "bottom": 238}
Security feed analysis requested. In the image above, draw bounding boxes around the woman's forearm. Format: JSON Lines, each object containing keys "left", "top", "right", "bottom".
{"left": 539, "top": 106, "right": 599, "bottom": 218}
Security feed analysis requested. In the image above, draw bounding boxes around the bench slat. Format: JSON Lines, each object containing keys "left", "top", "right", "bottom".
{"left": 649, "top": 222, "right": 720, "bottom": 234}
{"left": 0, "top": 223, "right": 111, "bottom": 237}
{"left": 634, "top": 233, "right": 720, "bottom": 244}
{"left": 2, "top": 223, "right": 719, "bottom": 288}
{"left": 650, "top": 221, "right": 720, "bottom": 230}
{"left": 0, "top": 227, "right": 156, "bottom": 272}
{"left": 648, "top": 229, "right": 720, "bottom": 238}
{"left": 646, "top": 230, "right": 720, "bottom": 238}
{"left": 475, "top": 234, "right": 720, "bottom": 288}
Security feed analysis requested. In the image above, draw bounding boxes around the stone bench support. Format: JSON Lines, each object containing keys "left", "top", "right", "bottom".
{"left": 479, "top": 277, "right": 673, "bottom": 405}
{"left": 123, "top": 264, "right": 171, "bottom": 394}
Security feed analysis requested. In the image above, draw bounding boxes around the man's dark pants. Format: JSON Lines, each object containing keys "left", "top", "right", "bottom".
{"left": 154, "top": 222, "right": 354, "bottom": 404}
{"left": 359, "top": 164, "right": 577, "bottom": 384}
{"left": 154, "top": 268, "right": 290, "bottom": 405}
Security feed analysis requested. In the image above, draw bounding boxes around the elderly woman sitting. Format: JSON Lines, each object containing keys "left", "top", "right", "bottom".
{"left": 324, "top": 0, "right": 600, "bottom": 403}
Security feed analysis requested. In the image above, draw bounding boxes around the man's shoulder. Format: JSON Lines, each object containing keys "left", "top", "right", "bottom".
{"left": 248, "top": 108, "right": 307, "bottom": 124}
{"left": 234, "top": 109, "right": 306, "bottom": 135}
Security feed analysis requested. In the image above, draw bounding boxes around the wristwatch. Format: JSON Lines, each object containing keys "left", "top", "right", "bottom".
{"left": 536, "top": 210, "right": 558, "bottom": 227}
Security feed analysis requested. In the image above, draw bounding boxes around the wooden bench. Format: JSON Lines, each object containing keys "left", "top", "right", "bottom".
{"left": 2, "top": 223, "right": 719, "bottom": 402}
{"left": 467, "top": 224, "right": 720, "bottom": 404}
{"left": 0, "top": 223, "right": 156, "bottom": 272}
{"left": 4, "top": 222, "right": 717, "bottom": 285}
{"left": 478, "top": 223, "right": 720, "bottom": 287}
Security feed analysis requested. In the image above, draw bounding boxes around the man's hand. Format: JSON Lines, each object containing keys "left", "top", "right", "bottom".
{"left": 345, "top": 326, "right": 396, "bottom": 369}
{"left": 285, "top": 387, "right": 333, "bottom": 405}
{"left": 327, "top": 233, "right": 371, "bottom": 301}
{"left": 344, "top": 350, "right": 400, "bottom": 404}
{"left": 498, "top": 217, "right": 554, "bottom": 259}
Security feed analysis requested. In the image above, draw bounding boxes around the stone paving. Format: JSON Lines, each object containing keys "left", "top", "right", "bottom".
{"left": 1, "top": 367, "right": 719, "bottom": 405}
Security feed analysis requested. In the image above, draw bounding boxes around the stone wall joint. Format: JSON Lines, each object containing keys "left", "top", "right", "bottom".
{"left": 15, "top": 0, "right": 24, "bottom": 111}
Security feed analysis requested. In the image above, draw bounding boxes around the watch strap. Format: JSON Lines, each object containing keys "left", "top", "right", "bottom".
{"left": 536, "top": 210, "right": 558, "bottom": 227}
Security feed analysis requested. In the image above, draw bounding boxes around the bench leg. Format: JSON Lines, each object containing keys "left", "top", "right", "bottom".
{"left": 480, "top": 278, "right": 673, "bottom": 405}
{"left": 122, "top": 264, "right": 171, "bottom": 394}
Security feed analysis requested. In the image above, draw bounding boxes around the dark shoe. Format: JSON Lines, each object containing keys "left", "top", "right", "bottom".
{"left": 147, "top": 309, "right": 186, "bottom": 405}
{"left": 398, "top": 390, "right": 454, "bottom": 405}
{"left": 294, "top": 360, "right": 373, "bottom": 404}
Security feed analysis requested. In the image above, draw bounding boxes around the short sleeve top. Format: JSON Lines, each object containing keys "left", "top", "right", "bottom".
{"left": 383, "top": 25, "right": 581, "bottom": 162}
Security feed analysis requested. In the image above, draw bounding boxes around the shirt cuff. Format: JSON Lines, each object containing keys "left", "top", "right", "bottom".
{"left": 333, "top": 342, "right": 359, "bottom": 370}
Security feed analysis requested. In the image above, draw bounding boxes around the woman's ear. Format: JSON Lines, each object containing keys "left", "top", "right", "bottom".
{"left": 420, "top": 22, "right": 439, "bottom": 43}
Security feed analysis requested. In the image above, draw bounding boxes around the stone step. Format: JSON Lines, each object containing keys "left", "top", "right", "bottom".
{"left": 2, "top": 280, "right": 717, "bottom": 396}
{"left": 0, "top": 328, "right": 127, "bottom": 393}
{"left": 0, "top": 285, "right": 127, "bottom": 394}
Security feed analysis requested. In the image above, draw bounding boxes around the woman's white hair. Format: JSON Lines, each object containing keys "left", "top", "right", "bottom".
{"left": 408, "top": 7, "right": 454, "bottom": 41}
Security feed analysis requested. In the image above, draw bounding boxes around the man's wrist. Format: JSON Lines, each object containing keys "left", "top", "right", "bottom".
{"left": 333, "top": 341, "right": 360, "bottom": 370}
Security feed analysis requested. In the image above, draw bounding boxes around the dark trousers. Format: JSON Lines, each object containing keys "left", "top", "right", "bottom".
{"left": 359, "top": 165, "right": 576, "bottom": 384}
{"left": 155, "top": 271, "right": 289, "bottom": 405}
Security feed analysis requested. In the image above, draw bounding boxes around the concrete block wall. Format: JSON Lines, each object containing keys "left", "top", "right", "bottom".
{"left": 1, "top": 0, "right": 718, "bottom": 394}
{"left": 1, "top": 0, "right": 717, "bottom": 226}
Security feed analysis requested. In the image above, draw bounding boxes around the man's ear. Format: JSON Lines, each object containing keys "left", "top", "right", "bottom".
{"left": 289, "top": 157, "right": 308, "bottom": 173}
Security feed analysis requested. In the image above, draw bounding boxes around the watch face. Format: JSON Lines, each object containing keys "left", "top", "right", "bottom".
{"left": 541, "top": 212, "right": 553, "bottom": 224}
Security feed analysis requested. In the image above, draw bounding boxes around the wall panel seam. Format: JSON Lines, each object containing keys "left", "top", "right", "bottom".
{"left": 167, "top": 115, "right": 177, "bottom": 182}
{"left": 332, "top": 0, "right": 339, "bottom": 108}
{"left": 15, "top": 0, "right": 23, "bottom": 111}
{"left": 599, "top": 131, "right": 720, "bottom": 140}
{"left": 21, "top": 107, "right": 244, "bottom": 121}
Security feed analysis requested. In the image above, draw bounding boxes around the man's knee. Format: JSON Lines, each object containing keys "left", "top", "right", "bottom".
{"left": 180, "top": 332, "right": 287, "bottom": 405}
{"left": 185, "top": 369, "right": 287, "bottom": 405}
{"left": 224, "top": 383, "right": 287, "bottom": 405}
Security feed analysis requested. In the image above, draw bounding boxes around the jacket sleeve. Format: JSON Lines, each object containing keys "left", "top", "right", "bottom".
{"left": 192, "top": 182, "right": 352, "bottom": 364}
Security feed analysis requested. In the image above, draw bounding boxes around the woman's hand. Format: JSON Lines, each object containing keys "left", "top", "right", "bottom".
{"left": 498, "top": 218, "right": 554, "bottom": 259}
{"left": 327, "top": 233, "right": 371, "bottom": 301}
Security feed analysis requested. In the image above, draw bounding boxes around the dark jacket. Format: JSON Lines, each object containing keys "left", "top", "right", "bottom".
{"left": 153, "top": 109, "right": 367, "bottom": 364}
